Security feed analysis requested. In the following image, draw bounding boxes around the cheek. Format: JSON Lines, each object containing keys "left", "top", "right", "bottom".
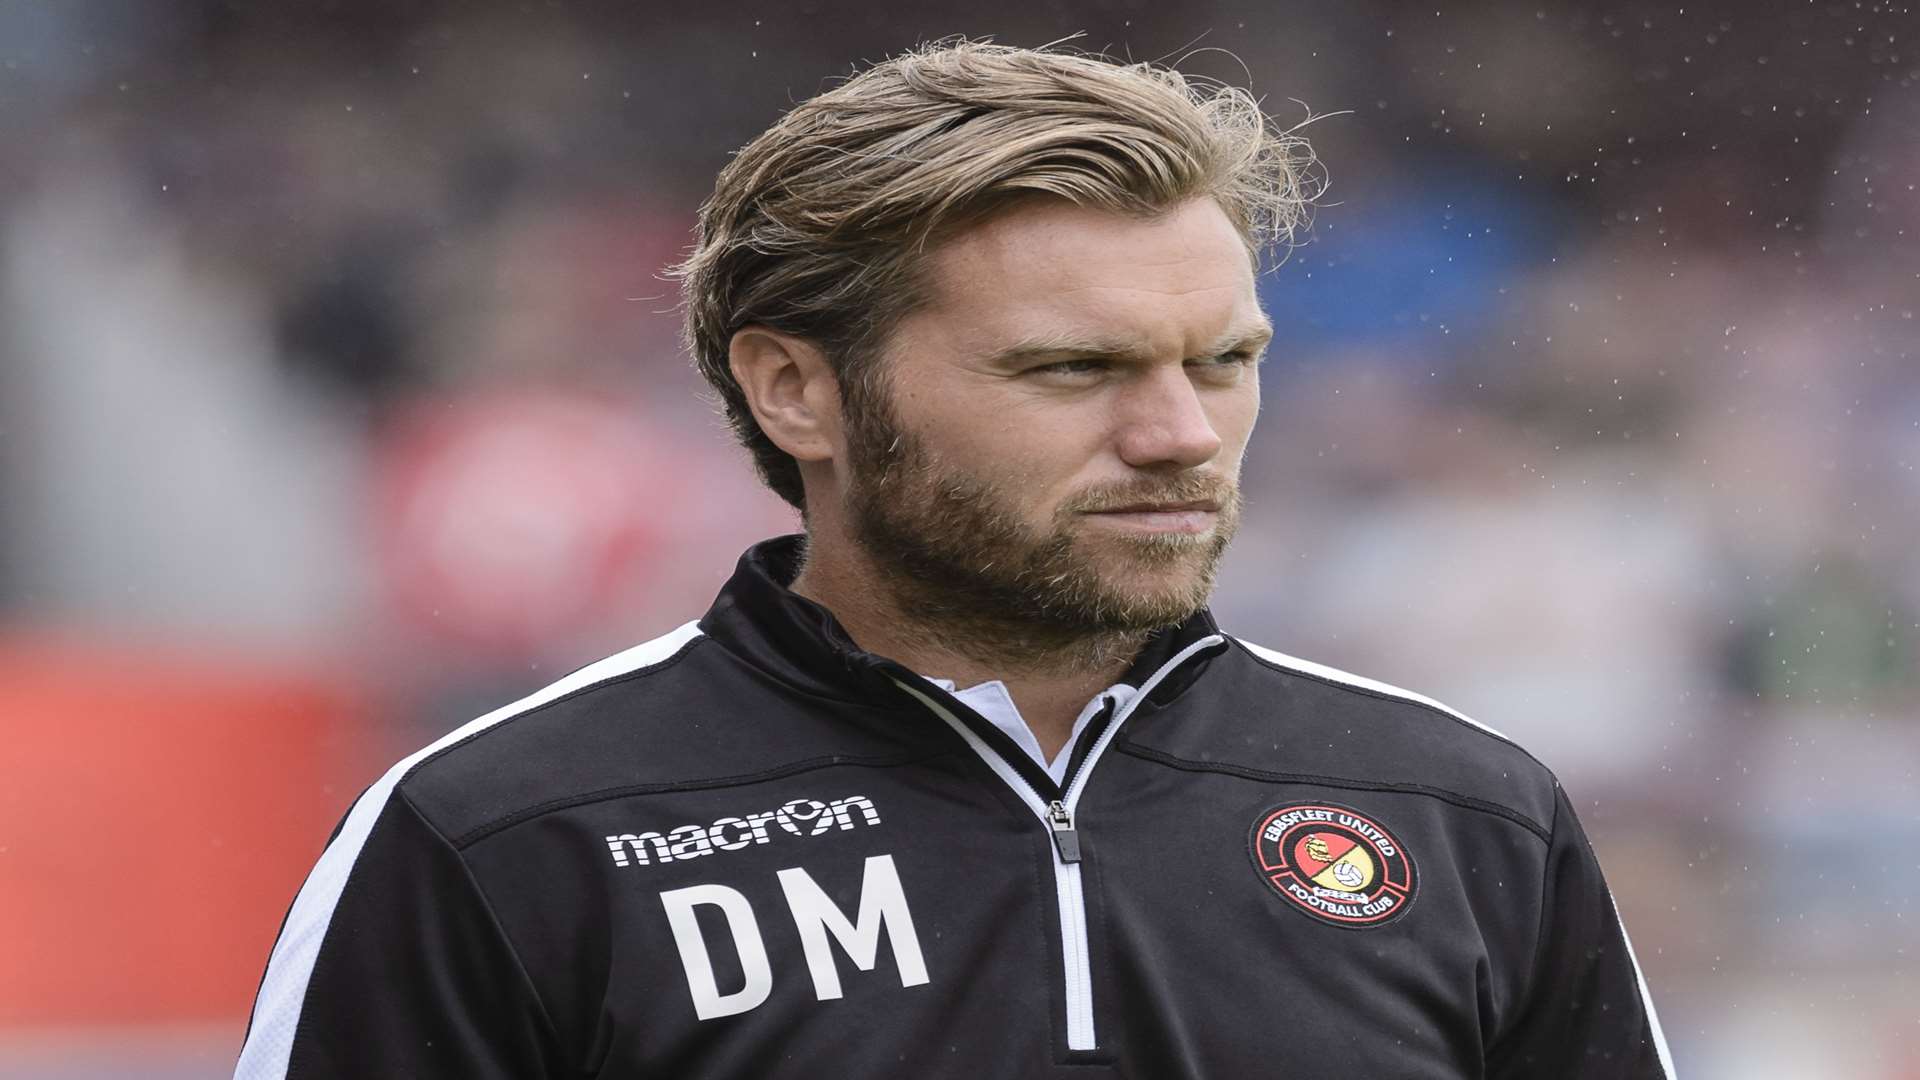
{"left": 894, "top": 380, "right": 1125, "bottom": 499}
{"left": 968, "top": 429, "right": 1081, "bottom": 492}
{"left": 1213, "top": 383, "right": 1262, "bottom": 454}
{"left": 946, "top": 401, "right": 1099, "bottom": 474}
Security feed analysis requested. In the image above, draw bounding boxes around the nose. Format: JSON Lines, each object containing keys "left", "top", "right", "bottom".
{"left": 1113, "top": 366, "right": 1225, "bottom": 470}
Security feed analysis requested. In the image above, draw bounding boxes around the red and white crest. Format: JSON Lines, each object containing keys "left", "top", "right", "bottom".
{"left": 1249, "top": 802, "right": 1417, "bottom": 928}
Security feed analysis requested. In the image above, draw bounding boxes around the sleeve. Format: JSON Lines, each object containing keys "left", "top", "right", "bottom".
{"left": 233, "top": 786, "right": 566, "bottom": 1079}
{"left": 1486, "top": 783, "right": 1676, "bottom": 1079}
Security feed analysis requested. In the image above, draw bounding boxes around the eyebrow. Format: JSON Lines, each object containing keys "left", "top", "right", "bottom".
{"left": 984, "top": 320, "right": 1274, "bottom": 368}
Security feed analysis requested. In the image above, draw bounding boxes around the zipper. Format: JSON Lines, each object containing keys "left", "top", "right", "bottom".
{"left": 1046, "top": 800, "right": 1081, "bottom": 863}
{"left": 889, "top": 633, "right": 1224, "bottom": 1052}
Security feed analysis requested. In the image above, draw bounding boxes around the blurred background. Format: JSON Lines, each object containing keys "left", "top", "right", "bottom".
{"left": 0, "top": 1, "right": 1914, "bottom": 1076}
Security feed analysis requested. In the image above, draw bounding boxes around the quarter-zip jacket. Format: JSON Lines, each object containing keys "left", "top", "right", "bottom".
{"left": 236, "top": 536, "right": 1674, "bottom": 1078}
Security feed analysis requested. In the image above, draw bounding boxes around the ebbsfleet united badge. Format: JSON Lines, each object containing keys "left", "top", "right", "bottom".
{"left": 1249, "top": 802, "right": 1417, "bottom": 928}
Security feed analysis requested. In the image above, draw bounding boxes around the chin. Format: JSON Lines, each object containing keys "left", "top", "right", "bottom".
{"left": 1057, "top": 527, "right": 1229, "bottom": 623}
{"left": 1075, "top": 523, "right": 1220, "bottom": 564}
{"left": 1080, "top": 557, "right": 1217, "bottom": 618}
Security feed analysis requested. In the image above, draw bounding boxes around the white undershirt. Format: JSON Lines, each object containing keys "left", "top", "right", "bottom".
{"left": 925, "top": 677, "right": 1140, "bottom": 786}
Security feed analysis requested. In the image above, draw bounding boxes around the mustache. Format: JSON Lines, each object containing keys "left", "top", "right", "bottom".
{"left": 1063, "top": 474, "right": 1240, "bottom": 514}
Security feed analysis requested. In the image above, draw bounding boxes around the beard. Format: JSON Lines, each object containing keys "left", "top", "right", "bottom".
{"left": 839, "top": 383, "right": 1240, "bottom": 668}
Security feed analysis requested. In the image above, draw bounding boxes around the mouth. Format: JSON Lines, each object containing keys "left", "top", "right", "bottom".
{"left": 1088, "top": 500, "right": 1221, "bottom": 515}
{"left": 1080, "top": 500, "right": 1223, "bottom": 535}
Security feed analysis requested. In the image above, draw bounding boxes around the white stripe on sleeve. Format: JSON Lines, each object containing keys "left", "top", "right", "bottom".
{"left": 1614, "top": 896, "right": 1679, "bottom": 1077}
{"left": 233, "top": 621, "right": 705, "bottom": 1080}
{"left": 1233, "top": 638, "right": 1511, "bottom": 741}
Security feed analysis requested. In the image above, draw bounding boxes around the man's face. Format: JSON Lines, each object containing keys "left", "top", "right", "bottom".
{"left": 838, "top": 197, "right": 1269, "bottom": 638}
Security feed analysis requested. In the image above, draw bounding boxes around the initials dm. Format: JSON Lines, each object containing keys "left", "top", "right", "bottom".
{"left": 659, "top": 854, "right": 930, "bottom": 1020}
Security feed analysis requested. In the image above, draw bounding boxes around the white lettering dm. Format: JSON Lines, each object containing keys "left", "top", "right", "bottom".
{"left": 777, "top": 855, "right": 930, "bottom": 1001}
{"left": 659, "top": 883, "right": 773, "bottom": 1019}
{"left": 661, "top": 854, "right": 930, "bottom": 1021}
{"left": 606, "top": 795, "right": 882, "bottom": 867}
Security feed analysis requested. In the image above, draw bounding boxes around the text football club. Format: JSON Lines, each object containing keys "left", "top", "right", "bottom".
{"left": 1248, "top": 801, "right": 1417, "bottom": 928}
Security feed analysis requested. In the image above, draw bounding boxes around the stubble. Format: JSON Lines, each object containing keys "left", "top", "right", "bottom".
{"left": 840, "top": 388, "right": 1240, "bottom": 675}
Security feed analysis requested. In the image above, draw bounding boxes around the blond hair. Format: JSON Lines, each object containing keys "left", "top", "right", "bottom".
{"left": 674, "top": 39, "right": 1317, "bottom": 510}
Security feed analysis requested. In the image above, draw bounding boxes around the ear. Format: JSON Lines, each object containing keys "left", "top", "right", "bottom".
{"left": 728, "top": 326, "right": 842, "bottom": 463}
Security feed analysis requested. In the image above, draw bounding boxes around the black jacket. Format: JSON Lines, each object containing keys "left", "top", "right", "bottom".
{"left": 236, "top": 536, "right": 1673, "bottom": 1078}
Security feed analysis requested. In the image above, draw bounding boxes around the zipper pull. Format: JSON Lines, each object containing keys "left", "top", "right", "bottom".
{"left": 1047, "top": 800, "right": 1082, "bottom": 863}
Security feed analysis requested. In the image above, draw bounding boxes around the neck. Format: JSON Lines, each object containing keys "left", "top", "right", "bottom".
{"left": 791, "top": 534, "right": 1144, "bottom": 760}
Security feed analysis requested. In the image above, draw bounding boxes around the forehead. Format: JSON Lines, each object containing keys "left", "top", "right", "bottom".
{"left": 908, "top": 197, "right": 1264, "bottom": 357}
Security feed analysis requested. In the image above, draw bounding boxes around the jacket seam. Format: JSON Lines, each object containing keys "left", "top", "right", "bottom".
{"left": 1230, "top": 638, "right": 1560, "bottom": 778}
{"left": 450, "top": 750, "right": 957, "bottom": 849}
{"left": 396, "top": 788, "right": 573, "bottom": 1070}
{"left": 1486, "top": 784, "right": 1564, "bottom": 1067}
{"left": 1523, "top": 785, "right": 1562, "bottom": 1031}
{"left": 1115, "top": 740, "right": 1553, "bottom": 844}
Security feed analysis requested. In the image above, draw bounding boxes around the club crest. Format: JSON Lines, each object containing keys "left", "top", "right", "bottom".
{"left": 1249, "top": 801, "right": 1417, "bottom": 928}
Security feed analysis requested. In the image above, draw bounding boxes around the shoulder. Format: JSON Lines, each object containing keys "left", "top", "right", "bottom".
{"left": 1136, "top": 635, "right": 1562, "bottom": 840}
{"left": 1229, "top": 636, "right": 1523, "bottom": 751}
{"left": 381, "top": 619, "right": 940, "bottom": 848}
{"left": 380, "top": 622, "right": 713, "bottom": 843}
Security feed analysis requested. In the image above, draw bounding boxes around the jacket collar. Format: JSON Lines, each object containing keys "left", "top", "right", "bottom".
{"left": 698, "top": 534, "right": 1225, "bottom": 705}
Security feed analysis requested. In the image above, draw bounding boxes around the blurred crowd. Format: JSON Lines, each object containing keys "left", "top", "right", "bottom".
{"left": 1, "top": 3, "right": 1914, "bottom": 1077}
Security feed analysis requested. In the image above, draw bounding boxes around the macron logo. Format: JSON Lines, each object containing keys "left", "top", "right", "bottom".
{"left": 606, "top": 795, "right": 881, "bottom": 868}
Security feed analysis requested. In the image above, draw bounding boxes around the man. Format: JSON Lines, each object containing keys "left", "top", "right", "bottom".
{"left": 236, "top": 41, "right": 1673, "bottom": 1078}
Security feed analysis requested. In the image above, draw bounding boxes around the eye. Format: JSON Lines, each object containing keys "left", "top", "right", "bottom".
{"left": 1189, "top": 349, "right": 1261, "bottom": 374}
{"left": 1028, "top": 357, "right": 1111, "bottom": 377}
